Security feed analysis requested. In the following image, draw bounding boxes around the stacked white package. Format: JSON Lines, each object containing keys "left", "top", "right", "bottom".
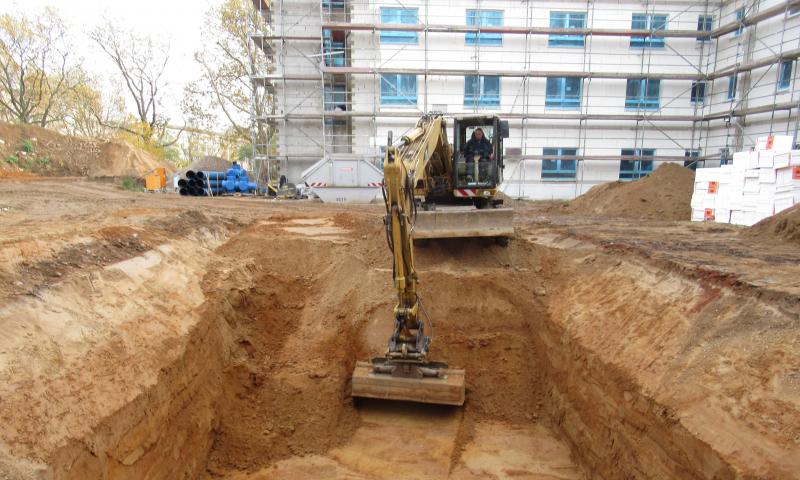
{"left": 691, "top": 135, "right": 798, "bottom": 225}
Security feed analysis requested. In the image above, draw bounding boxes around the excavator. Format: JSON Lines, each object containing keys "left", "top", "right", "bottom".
{"left": 351, "top": 114, "right": 513, "bottom": 406}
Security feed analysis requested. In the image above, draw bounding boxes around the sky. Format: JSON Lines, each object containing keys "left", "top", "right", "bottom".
{"left": 0, "top": 0, "right": 220, "bottom": 126}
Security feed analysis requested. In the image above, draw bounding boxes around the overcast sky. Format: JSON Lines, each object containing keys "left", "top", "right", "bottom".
{"left": 1, "top": 0, "right": 220, "bottom": 125}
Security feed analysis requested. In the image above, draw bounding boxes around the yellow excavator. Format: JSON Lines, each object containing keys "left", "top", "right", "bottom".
{"left": 351, "top": 115, "right": 513, "bottom": 406}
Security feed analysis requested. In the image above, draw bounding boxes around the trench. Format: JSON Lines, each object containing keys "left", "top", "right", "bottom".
{"left": 17, "top": 215, "right": 797, "bottom": 479}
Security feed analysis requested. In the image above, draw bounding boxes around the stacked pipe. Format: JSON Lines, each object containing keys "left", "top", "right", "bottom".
{"left": 177, "top": 165, "right": 258, "bottom": 196}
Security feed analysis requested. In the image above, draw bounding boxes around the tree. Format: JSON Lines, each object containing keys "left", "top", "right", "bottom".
{"left": 183, "top": 0, "right": 271, "bottom": 142}
{"left": 90, "top": 21, "right": 177, "bottom": 145}
{"left": 59, "top": 82, "right": 126, "bottom": 139}
{"left": 0, "top": 9, "right": 85, "bottom": 127}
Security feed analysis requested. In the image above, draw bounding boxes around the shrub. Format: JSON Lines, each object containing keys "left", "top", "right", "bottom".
{"left": 19, "top": 139, "right": 34, "bottom": 154}
{"left": 5, "top": 155, "right": 19, "bottom": 165}
{"left": 120, "top": 176, "right": 140, "bottom": 191}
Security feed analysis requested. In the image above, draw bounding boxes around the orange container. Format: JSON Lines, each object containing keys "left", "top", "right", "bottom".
{"left": 145, "top": 172, "right": 166, "bottom": 191}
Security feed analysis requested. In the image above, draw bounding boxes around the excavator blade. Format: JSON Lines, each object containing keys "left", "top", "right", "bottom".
{"left": 351, "top": 359, "right": 465, "bottom": 406}
{"left": 413, "top": 206, "right": 514, "bottom": 240}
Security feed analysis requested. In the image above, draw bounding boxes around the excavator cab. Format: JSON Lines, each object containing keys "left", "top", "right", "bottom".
{"left": 452, "top": 116, "right": 509, "bottom": 203}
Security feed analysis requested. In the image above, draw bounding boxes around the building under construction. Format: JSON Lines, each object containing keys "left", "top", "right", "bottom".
{"left": 250, "top": 0, "right": 799, "bottom": 199}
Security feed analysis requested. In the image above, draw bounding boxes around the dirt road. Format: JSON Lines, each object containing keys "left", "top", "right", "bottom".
{"left": 0, "top": 178, "right": 797, "bottom": 479}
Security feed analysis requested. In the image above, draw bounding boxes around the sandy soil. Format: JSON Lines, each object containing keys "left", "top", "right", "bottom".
{"left": 0, "top": 178, "right": 798, "bottom": 479}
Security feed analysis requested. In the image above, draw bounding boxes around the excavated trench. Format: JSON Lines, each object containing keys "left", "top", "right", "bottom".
{"left": 11, "top": 214, "right": 797, "bottom": 479}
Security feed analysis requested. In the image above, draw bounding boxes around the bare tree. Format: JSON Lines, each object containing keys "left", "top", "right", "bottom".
{"left": 183, "top": 0, "right": 271, "bottom": 142}
{"left": 0, "top": 8, "right": 85, "bottom": 127}
{"left": 90, "top": 21, "right": 177, "bottom": 145}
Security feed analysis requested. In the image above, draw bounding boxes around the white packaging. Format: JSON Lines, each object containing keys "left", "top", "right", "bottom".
{"left": 690, "top": 192, "right": 706, "bottom": 209}
{"left": 775, "top": 194, "right": 795, "bottom": 213}
{"left": 773, "top": 152, "right": 792, "bottom": 168}
{"left": 691, "top": 209, "right": 706, "bottom": 222}
{"left": 759, "top": 168, "right": 777, "bottom": 184}
{"left": 732, "top": 151, "right": 750, "bottom": 167}
{"left": 756, "top": 135, "right": 795, "bottom": 153}
{"left": 694, "top": 167, "right": 715, "bottom": 183}
{"left": 758, "top": 151, "right": 775, "bottom": 168}
{"left": 747, "top": 151, "right": 761, "bottom": 169}
{"left": 744, "top": 168, "right": 760, "bottom": 178}
{"left": 744, "top": 177, "right": 760, "bottom": 193}
{"left": 694, "top": 181, "right": 709, "bottom": 192}
{"left": 730, "top": 210, "right": 747, "bottom": 225}
{"left": 792, "top": 150, "right": 800, "bottom": 166}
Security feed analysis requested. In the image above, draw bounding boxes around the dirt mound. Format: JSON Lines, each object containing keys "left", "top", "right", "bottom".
{"left": 744, "top": 204, "right": 800, "bottom": 245}
{"left": 190, "top": 155, "right": 231, "bottom": 173}
{"left": 567, "top": 162, "right": 695, "bottom": 221}
{"left": 0, "top": 122, "right": 168, "bottom": 177}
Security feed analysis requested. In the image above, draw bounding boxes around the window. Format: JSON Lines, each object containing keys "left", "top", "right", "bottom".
{"left": 464, "top": 76, "right": 500, "bottom": 107}
{"left": 380, "top": 8, "right": 418, "bottom": 44}
{"left": 323, "top": 30, "right": 346, "bottom": 67}
{"left": 696, "top": 15, "right": 713, "bottom": 41}
{"left": 690, "top": 82, "right": 707, "bottom": 104}
{"left": 735, "top": 8, "right": 744, "bottom": 37}
{"left": 779, "top": 60, "right": 794, "bottom": 90}
{"left": 380, "top": 74, "right": 417, "bottom": 106}
{"left": 620, "top": 149, "right": 655, "bottom": 180}
{"left": 720, "top": 148, "right": 731, "bottom": 166}
{"left": 684, "top": 150, "right": 702, "bottom": 170}
{"left": 630, "top": 14, "right": 667, "bottom": 48}
{"left": 542, "top": 148, "right": 578, "bottom": 180}
{"left": 324, "top": 84, "right": 347, "bottom": 111}
{"left": 322, "top": 0, "right": 345, "bottom": 9}
{"left": 727, "top": 75, "right": 738, "bottom": 100}
{"left": 549, "top": 12, "right": 586, "bottom": 47}
{"left": 545, "top": 77, "right": 582, "bottom": 109}
{"left": 625, "top": 78, "right": 660, "bottom": 110}
{"left": 466, "top": 10, "right": 503, "bottom": 46}
{"left": 791, "top": 6, "right": 800, "bottom": 16}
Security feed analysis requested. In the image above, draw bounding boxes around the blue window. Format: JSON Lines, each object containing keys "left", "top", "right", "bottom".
{"left": 380, "top": 74, "right": 417, "bottom": 106}
{"left": 620, "top": 149, "right": 655, "bottom": 180}
{"left": 697, "top": 15, "right": 713, "bottom": 41}
{"left": 778, "top": 60, "right": 793, "bottom": 90}
{"left": 631, "top": 14, "right": 667, "bottom": 48}
{"left": 322, "top": 0, "right": 345, "bottom": 9}
{"left": 542, "top": 148, "right": 578, "bottom": 180}
{"left": 727, "top": 75, "right": 738, "bottom": 99}
{"left": 545, "top": 77, "right": 582, "bottom": 109}
{"left": 464, "top": 76, "right": 500, "bottom": 107}
{"left": 549, "top": 12, "right": 586, "bottom": 47}
{"left": 466, "top": 10, "right": 503, "bottom": 46}
{"left": 380, "top": 8, "right": 418, "bottom": 44}
{"left": 791, "top": 6, "right": 800, "bottom": 16}
{"left": 324, "top": 84, "right": 346, "bottom": 111}
{"left": 735, "top": 8, "right": 744, "bottom": 37}
{"left": 323, "top": 30, "right": 345, "bottom": 67}
{"left": 625, "top": 78, "right": 660, "bottom": 110}
{"left": 690, "top": 82, "right": 707, "bottom": 104}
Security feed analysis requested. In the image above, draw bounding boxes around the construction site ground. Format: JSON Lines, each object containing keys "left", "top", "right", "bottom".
{"left": 0, "top": 178, "right": 798, "bottom": 479}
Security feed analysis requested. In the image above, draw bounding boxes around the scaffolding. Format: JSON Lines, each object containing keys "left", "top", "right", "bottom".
{"left": 250, "top": 0, "right": 800, "bottom": 198}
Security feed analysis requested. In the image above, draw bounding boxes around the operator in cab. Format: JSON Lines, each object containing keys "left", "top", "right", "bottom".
{"left": 464, "top": 127, "right": 494, "bottom": 160}
{"left": 464, "top": 127, "right": 493, "bottom": 182}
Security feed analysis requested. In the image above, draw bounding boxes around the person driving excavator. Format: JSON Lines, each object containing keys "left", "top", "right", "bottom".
{"left": 464, "top": 127, "right": 493, "bottom": 182}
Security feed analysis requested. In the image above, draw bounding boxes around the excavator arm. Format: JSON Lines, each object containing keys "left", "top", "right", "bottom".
{"left": 350, "top": 132, "right": 466, "bottom": 406}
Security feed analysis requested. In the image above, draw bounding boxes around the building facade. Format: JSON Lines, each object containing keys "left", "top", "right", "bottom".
{"left": 251, "top": 0, "right": 800, "bottom": 199}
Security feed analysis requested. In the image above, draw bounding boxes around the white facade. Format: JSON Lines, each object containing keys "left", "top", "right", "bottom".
{"left": 255, "top": 0, "right": 800, "bottom": 199}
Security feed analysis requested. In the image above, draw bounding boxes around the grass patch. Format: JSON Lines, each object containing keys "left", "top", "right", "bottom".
{"left": 19, "top": 139, "right": 34, "bottom": 154}
{"left": 120, "top": 176, "right": 141, "bottom": 191}
{"left": 5, "top": 155, "right": 19, "bottom": 165}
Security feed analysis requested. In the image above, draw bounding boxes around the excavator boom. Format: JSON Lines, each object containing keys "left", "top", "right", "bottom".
{"left": 350, "top": 132, "right": 466, "bottom": 406}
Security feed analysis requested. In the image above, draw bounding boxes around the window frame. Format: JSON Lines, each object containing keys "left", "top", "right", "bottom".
{"left": 690, "top": 81, "right": 707, "bottom": 104}
{"left": 630, "top": 13, "right": 668, "bottom": 49}
{"left": 380, "top": 7, "right": 419, "bottom": 45}
{"left": 735, "top": 8, "right": 745, "bottom": 37}
{"left": 464, "top": 75, "right": 501, "bottom": 108}
{"left": 727, "top": 75, "right": 738, "bottom": 100}
{"left": 625, "top": 78, "right": 661, "bottom": 110}
{"left": 549, "top": 11, "right": 587, "bottom": 48}
{"left": 545, "top": 77, "right": 582, "bottom": 110}
{"left": 619, "top": 148, "right": 655, "bottom": 180}
{"left": 465, "top": 9, "right": 504, "bottom": 46}
{"left": 380, "top": 74, "right": 418, "bottom": 106}
{"left": 778, "top": 60, "right": 793, "bottom": 90}
{"left": 696, "top": 14, "right": 713, "bottom": 42}
{"left": 322, "top": 30, "right": 346, "bottom": 67}
{"left": 324, "top": 83, "right": 347, "bottom": 111}
{"left": 542, "top": 147, "right": 578, "bottom": 180}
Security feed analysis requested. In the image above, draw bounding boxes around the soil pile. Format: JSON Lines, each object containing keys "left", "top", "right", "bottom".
{"left": 0, "top": 122, "right": 167, "bottom": 177}
{"left": 744, "top": 204, "right": 800, "bottom": 245}
{"left": 567, "top": 162, "right": 695, "bottom": 221}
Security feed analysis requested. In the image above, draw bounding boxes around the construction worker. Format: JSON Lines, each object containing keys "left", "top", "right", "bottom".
{"left": 464, "top": 127, "right": 493, "bottom": 182}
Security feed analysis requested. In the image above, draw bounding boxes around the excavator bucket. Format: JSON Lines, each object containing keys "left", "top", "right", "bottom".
{"left": 413, "top": 206, "right": 514, "bottom": 240}
{"left": 351, "top": 359, "right": 466, "bottom": 406}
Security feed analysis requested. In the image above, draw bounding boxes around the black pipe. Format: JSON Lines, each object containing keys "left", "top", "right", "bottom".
{"left": 179, "top": 187, "right": 189, "bottom": 196}
{"left": 186, "top": 170, "right": 196, "bottom": 180}
{"left": 178, "top": 179, "right": 188, "bottom": 188}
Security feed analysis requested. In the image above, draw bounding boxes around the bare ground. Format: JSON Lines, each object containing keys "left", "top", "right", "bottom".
{"left": 0, "top": 178, "right": 797, "bottom": 479}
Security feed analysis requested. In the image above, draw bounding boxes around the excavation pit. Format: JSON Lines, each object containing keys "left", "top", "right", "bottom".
{"left": 0, "top": 180, "right": 798, "bottom": 479}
